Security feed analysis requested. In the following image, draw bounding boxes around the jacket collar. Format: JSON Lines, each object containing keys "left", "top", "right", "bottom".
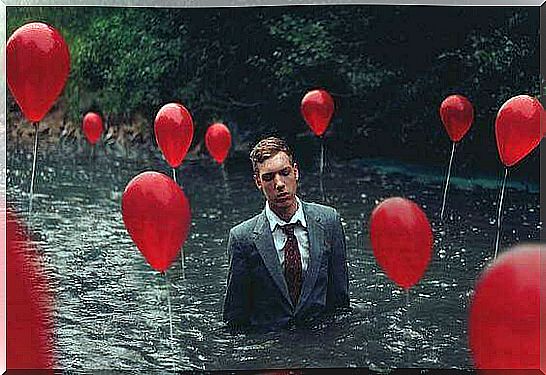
{"left": 264, "top": 196, "right": 308, "bottom": 232}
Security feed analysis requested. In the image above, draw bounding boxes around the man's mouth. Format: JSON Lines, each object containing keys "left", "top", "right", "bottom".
{"left": 276, "top": 193, "right": 289, "bottom": 201}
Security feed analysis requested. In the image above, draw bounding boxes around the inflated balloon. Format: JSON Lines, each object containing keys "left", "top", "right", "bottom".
{"left": 82, "top": 112, "right": 103, "bottom": 145}
{"left": 301, "top": 89, "right": 334, "bottom": 136}
{"left": 205, "top": 123, "right": 232, "bottom": 164}
{"left": 495, "top": 95, "right": 543, "bottom": 167}
{"left": 438, "top": 95, "right": 474, "bottom": 221}
{"left": 439, "top": 95, "right": 474, "bottom": 142}
{"left": 7, "top": 209, "right": 54, "bottom": 369}
{"left": 7, "top": 22, "right": 70, "bottom": 122}
{"left": 469, "top": 244, "right": 542, "bottom": 370}
{"left": 540, "top": 107, "right": 546, "bottom": 138}
{"left": 154, "top": 103, "right": 194, "bottom": 168}
{"left": 122, "top": 171, "right": 191, "bottom": 272}
{"left": 369, "top": 197, "right": 433, "bottom": 290}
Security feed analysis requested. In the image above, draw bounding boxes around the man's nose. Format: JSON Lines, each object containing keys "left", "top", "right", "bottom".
{"left": 274, "top": 175, "right": 285, "bottom": 190}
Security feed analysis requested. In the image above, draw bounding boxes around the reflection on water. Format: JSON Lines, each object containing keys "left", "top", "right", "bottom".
{"left": 6, "top": 145, "right": 540, "bottom": 371}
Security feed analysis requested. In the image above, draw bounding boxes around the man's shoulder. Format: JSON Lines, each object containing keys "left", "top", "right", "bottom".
{"left": 230, "top": 212, "right": 263, "bottom": 238}
{"left": 302, "top": 201, "right": 338, "bottom": 218}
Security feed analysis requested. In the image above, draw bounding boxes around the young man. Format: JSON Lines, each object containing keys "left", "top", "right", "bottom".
{"left": 223, "top": 136, "right": 349, "bottom": 329}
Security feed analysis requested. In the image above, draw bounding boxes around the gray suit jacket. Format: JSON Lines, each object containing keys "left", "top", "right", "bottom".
{"left": 223, "top": 201, "right": 349, "bottom": 329}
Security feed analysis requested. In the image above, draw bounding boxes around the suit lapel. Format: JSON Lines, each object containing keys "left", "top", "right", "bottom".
{"left": 296, "top": 202, "right": 326, "bottom": 314}
{"left": 252, "top": 211, "right": 293, "bottom": 308}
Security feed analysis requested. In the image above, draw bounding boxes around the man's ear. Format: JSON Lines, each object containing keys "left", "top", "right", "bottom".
{"left": 294, "top": 163, "right": 299, "bottom": 181}
{"left": 254, "top": 174, "right": 262, "bottom": 190}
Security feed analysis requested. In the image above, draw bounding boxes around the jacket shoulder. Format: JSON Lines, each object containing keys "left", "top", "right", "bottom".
{"left": 230, "top": 213, "right": 261, "bottom": 239}
{"left": 303, "top": 201, "right": 340, "bottom": 225}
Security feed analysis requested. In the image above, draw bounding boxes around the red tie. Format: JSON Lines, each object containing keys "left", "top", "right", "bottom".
{"left": 280, "top": 223, "right": 302, "bottom": 306}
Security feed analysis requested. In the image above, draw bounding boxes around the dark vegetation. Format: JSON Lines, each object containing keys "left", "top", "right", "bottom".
{"left": 7, "top": 6, "right": 541, "bottom": 182}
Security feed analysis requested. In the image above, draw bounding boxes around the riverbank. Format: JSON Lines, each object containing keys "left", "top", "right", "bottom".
{"left": 8, "top": 108, "right": 541, "bottom": 188}
{"left": 7, "top": 108, "right": 227, "bottom": 160}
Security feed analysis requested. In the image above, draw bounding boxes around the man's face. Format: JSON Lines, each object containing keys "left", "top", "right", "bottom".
{"left": 254, "top": 151, "right": 299, "bottom": 211}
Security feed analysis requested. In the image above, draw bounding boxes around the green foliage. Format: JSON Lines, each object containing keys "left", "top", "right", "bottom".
{"left": 6, "top": 6, "right": 540, "bottom": 180}
{"left": 72, "top": 10, "right": 188, "bottom": 117}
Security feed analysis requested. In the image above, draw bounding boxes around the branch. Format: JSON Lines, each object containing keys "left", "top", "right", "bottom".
{"left": 213, "top": 96, "right": 263, "bottom": 108}
{"left": 228, "top": 98, "right": 263, "bottom": 108}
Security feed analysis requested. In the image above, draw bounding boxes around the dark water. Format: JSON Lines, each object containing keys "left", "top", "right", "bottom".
{"left": 6, "top": 143, "right": 541, "bottom": 372}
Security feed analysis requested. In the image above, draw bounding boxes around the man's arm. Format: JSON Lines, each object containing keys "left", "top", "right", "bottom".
{"left": 223, "top": 228, "right": 252, "bottom": 327}
{"left": 327, "top": 209, "right": 350, "bottom": 309}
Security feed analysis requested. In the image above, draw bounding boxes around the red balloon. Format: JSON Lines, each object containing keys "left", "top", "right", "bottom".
{"left": 7, "top": 22, "right": 70, "bottom": 123}
{"left": 495, "top": 95, "right": 543, "bottom": 167}
{"left": 301, "top": 89, "right": 334, "bottom": 136}
{"left": 205, "top": 123, "right": 232, "bottom": 164}
{"left": 439, "top": 94, "right": 474, "bottom": 142}
{"left": 540, "top": 107, "right": 546, "bottom": 138}
{"left": 82, "top": 112, "right": 103, "bottom": 145}
{"left": 121, "top": 171, "right": 191, "bottom": 272}
{"left": 7, "top": 209, "right": 54, "bottom": 369}
{"left": 469, "top": 244, "right": 543, "bottom": 370}
{"left": 154, "top": 103, "right": 194, "bottom": 168}
{"left": 369, "top": 197, "right": 433, "bottom": 290}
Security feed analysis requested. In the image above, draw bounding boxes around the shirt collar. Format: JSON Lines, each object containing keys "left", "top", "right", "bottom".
{"left": 265, "top": 196, "right": 307, "bottom": 232}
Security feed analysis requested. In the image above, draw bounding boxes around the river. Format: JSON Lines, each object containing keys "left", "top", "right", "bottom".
{"left": 6, "top": 143, "right": 540, "bottom": 371}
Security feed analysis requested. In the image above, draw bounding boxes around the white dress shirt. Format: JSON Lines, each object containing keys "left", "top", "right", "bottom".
{"left": 265, "top": 197, "right": 310, "bottom": 272}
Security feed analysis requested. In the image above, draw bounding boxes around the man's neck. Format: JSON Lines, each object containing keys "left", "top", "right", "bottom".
{"left": 271, "top": 200, "right": 298, "bottom": 222}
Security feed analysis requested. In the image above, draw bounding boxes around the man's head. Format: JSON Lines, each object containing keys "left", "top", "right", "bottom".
{"left": 250, "top": 137, "right": 299, "bottom": 216}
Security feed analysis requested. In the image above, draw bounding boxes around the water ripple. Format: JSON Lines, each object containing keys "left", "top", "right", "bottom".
{"left": 6, "top": 148, "right": 540, "bottom": 371}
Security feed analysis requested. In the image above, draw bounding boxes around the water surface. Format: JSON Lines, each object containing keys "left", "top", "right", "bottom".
{"left": 6, "top": 144, "right": 540, "bottom": 371}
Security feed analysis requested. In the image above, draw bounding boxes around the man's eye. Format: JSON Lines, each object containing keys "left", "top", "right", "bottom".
{"left": 281, "top": 169, "right": 291, "bottom": 176}
{"left": 262, "top": 174, "right": 273, "bottom": 181}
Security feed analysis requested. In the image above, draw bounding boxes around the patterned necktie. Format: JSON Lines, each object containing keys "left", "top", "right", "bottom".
{"left": 280, "top": 223, "right": 302, "bottom": 306}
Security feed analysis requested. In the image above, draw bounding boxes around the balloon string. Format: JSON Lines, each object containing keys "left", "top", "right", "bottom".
{"left": 164, "top": 272, "right": 176, "bottom": 372}
{"left": 440, "top": 142, "right": 457, "bottom": 221}
{"left": 29, "top": 122, "right": 40, "bottom": 217}
{"left": 494, "top": 168, "right": 509, "bottom": 260}
{"left": 405, "top": 289, "right": 409, "bottom": 319}
{"left": 320, "top": 137, "right": 324, "bottom": 176}
{"left": 221, "top": 163, "right": 230, "bottom": 196}
{"left": 373, "top": 270, "right": 380, "bottom": 332}
{"left": 173, "top": 167, "right": 182, "bottom": 277}
{"left": 405, "top": 289, "right": 411, "bottom": 366}
{"left": 405, "top": 289, "right": 410, "bottom": 332}
{"left": 320, "top": 137, "right": 325, "bottom": 202}
{"left": 180, "top": 250, "right": 186, "bottom": 280}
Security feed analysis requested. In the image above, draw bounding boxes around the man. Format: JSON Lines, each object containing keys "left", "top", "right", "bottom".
{"left": 223, "top": 136, "right": 349, "bottom": 329}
